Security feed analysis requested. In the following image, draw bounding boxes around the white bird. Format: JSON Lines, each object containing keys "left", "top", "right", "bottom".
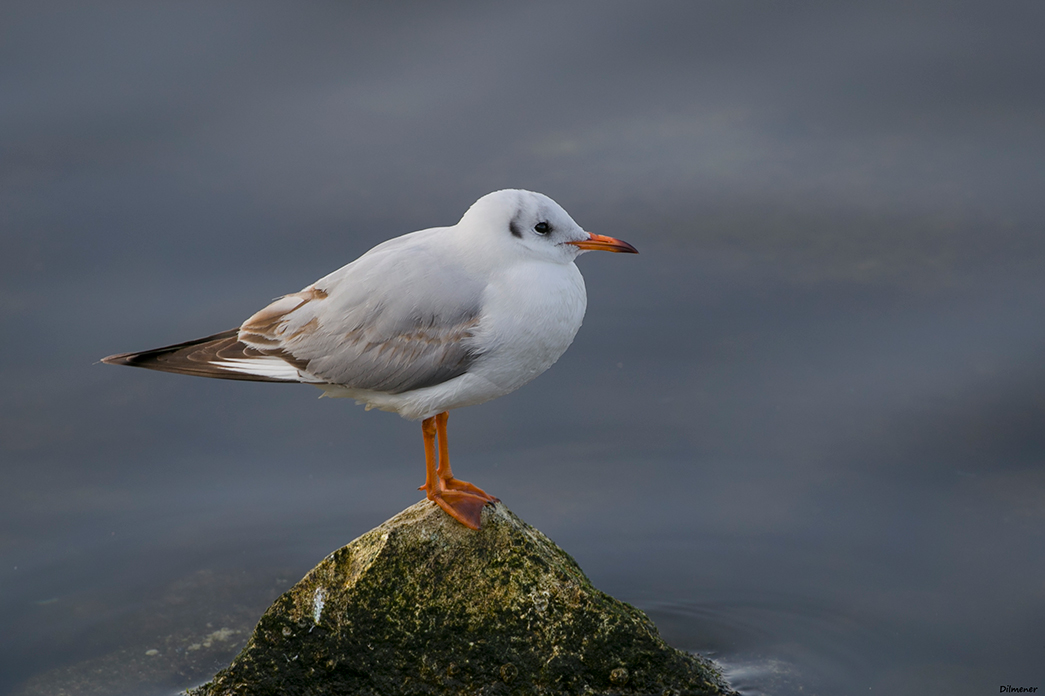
{"left": 103, "top": 189, "right": 637, "bottom": 528}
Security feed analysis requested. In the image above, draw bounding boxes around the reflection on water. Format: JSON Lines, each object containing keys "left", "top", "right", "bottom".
{"left": 11, "top": 567, "right": 275, "bottom": 696}
{"left": 648, "top": 598, "right": 881, "bottom": 696}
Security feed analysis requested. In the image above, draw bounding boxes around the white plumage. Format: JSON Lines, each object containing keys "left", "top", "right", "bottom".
{"left": 103, "top": 189, "right": 637, "bottom": 528}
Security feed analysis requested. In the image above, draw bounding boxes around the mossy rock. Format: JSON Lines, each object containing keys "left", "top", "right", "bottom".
{"left": 188, "top": 501, "right": 735, "bottom": 696}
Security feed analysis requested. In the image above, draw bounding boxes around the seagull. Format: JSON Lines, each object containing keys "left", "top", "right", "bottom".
{"left": 102, "top": 189, "right": 637, "bottom": 529}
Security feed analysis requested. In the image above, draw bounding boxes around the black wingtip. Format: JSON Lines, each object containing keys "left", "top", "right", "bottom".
{"left": 101, "top": 329, "right": 241, "bottom": 369}
{"left": 97, "top": 329, "right": 298, "bottom": 383}
{"left": 100, "top": 352, "right": 136, "bottom": 366}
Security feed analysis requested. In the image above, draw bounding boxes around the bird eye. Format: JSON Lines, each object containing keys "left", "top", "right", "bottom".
{"left": 534, "top": 222, "right": 550, "bottom": 235}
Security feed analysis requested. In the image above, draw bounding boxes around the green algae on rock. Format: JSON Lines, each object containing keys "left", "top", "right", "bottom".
{"left": 188, "top": 501, "right": 736, "bottom": 696}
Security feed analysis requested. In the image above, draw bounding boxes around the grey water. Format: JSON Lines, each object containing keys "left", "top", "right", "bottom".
{"left": 2, "top": 2, "right": 1044, "bottom": 694}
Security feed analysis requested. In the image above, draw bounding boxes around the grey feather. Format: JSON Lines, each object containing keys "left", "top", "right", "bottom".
{"left": 238, "top": 228, "right": 485, "bottom": 394}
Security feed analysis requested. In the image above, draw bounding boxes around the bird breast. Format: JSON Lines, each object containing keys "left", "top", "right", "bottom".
{"left": 470, "top": 260, "right": 587, "bottom": 394}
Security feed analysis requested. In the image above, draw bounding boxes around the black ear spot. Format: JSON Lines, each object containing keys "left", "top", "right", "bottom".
{"left": 509, "top": 218, "right": 523, "bottom": 238}
{"left": 534, "top": 221, "right": 550, "bottom": 235}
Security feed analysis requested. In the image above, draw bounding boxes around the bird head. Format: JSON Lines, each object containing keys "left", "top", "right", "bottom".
{"left": 459, "top": 189, "right": 637, "bottom": 264}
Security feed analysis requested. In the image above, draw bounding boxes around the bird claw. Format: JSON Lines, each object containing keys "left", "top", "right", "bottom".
{"left": 419, "top": 477, "right": 498, "bottom": 503}
{"left": 428, "top": 489, "right": 490, "bottom": 530}
{"left": 441, "top": 476, "right": 499, "bottom": 503}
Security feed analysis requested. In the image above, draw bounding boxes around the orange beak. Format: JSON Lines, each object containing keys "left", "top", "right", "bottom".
{"left": 568, "top": 232, "right": 639, "bottom": 254}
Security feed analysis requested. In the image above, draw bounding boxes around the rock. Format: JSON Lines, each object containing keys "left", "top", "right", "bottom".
{"left": 188, "top": 501, "right": 736, "bottom": 696}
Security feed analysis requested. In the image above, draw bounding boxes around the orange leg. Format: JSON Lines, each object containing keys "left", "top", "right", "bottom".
{"left": 435, "top": 412, "right": 498, "bottom": 503}
{"left": 421, "top": 413, "right": 493, "bottom": 530}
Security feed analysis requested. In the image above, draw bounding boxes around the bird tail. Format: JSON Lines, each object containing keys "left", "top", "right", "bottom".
{"left": 101, "top": 329, "right": 303, "bottom": 383}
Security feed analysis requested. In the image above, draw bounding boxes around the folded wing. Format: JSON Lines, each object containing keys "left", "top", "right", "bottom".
{"left": 104, "top": 228, "right": 488, "bottom": 394}
{"left": 240, "top": 234, "right": 486, "bottom": 393}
